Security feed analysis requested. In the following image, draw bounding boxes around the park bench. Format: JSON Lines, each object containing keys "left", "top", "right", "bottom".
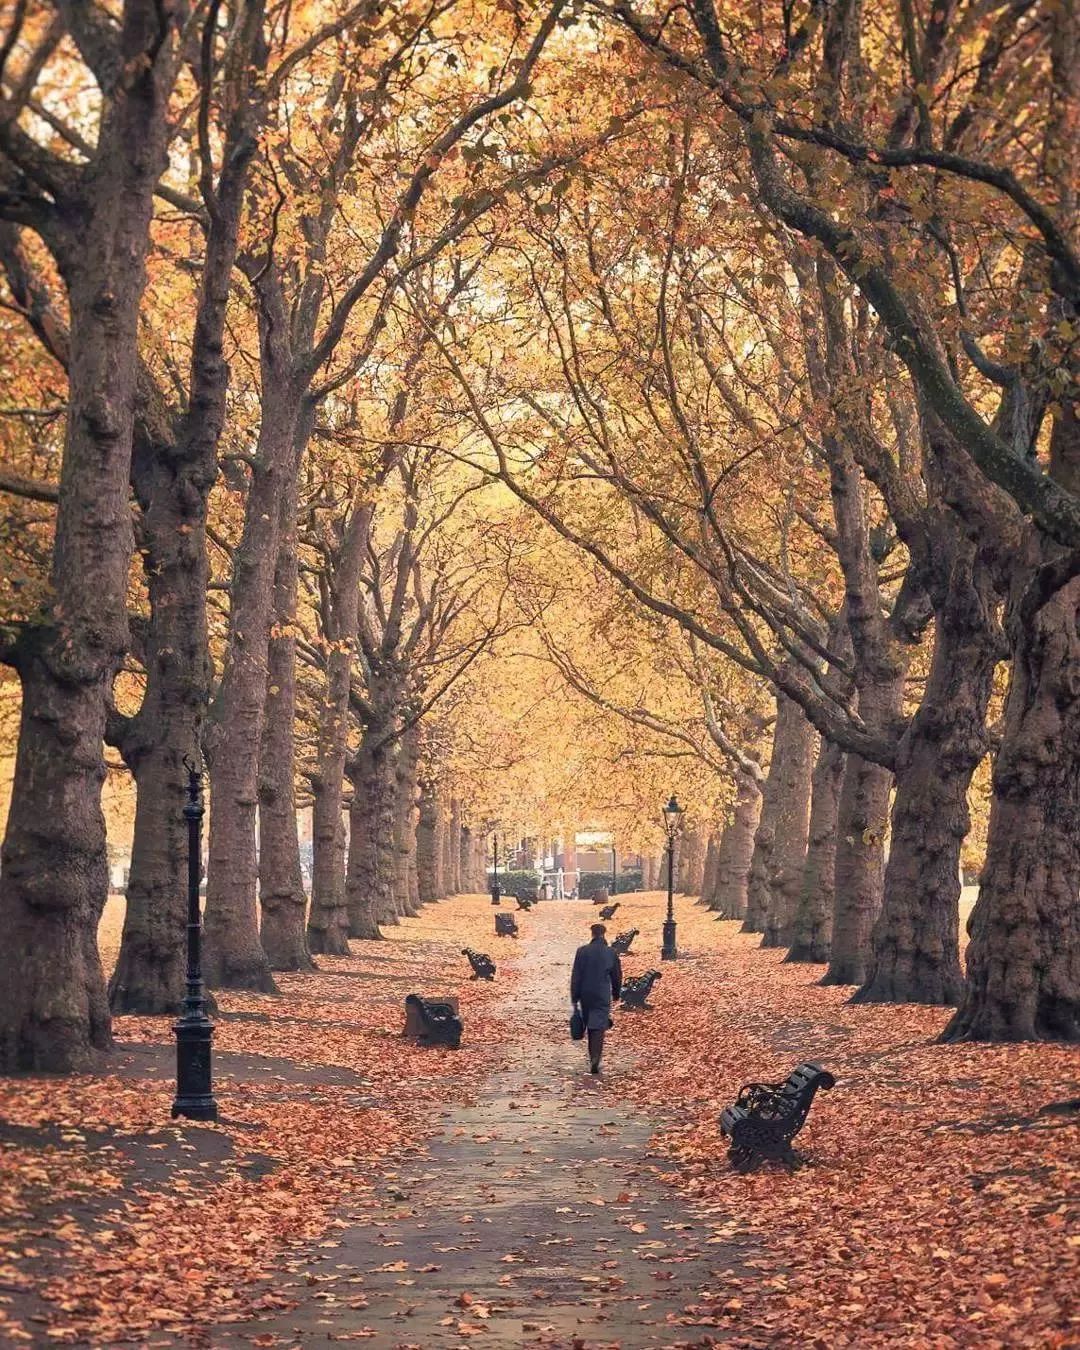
{"left": 516, "top": 894, "right": 536, "bottom": 911}
{"left": 620, "top": 970, "right": 661, "bottom": 1009}
{"left": 720, "top": 1061, "right": 835, "bottom": 1172}
{"left": 495, "top": 912, "right": 519, "bottom": 938}
{"left": 462, "top": 948, "right": 496, "bottom": 980}
{"left": 403, "top": 994, "right": 462, "bottom": 1049}
{"left": 610, "top": 928, "right": 638, "bottom": 956}
{"left": 591, "top": 888, "right": 610, "bottom": 906}
{"left": 599, "top": 902, "right": 620, "bottom": 920}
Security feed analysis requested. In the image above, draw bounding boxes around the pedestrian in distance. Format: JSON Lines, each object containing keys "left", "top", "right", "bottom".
{"left": 570, "top": 922, "right": 622, "bottom": 1074}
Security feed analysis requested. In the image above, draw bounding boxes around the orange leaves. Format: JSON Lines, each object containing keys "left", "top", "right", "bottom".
{"left": 598, "top": 896, "right": 1080, "bottom": 1349}
{"left": 0, "top": 896, "right": 510, "bottom": 1347}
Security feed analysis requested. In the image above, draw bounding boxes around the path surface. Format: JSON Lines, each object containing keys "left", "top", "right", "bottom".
{"left": 197, "top": 906, "right": 747, "bottom": 1349}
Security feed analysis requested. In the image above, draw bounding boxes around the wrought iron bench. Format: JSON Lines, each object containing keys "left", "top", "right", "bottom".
{"left": 591, "top": 888, "right": 610, "bottom": 906}
{"left": 462, "top": 948, "right": 496, "bottom": 980}
{"left": 610, "top": 928, "right": 638, "bottom": 956}
{"left": 495, "top": 912, "right": 519, "bottom": 938}
{"left": 516, "top": 894, "right": 536, "bottom": 911}
{"left": 599, "top": 902, "right": 620, "bottom": 921}
{"left": 720, "top": 1061, "right": 835, "bottom": 1171}
{"left": 620, "top": 970, "right": 660, "bottom": 1009}
{"left": 403, "top": 995, "right": 462, "bottom": 1049}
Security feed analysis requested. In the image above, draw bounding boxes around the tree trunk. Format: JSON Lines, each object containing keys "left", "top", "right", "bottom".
{"left": 677, "top": 827, "right": 704, "bottom": 895}
{"left": 416, "top": 780, "right": 439, "bottom": 902}
{"left": 0, "top": 669, "right": 116, "bottom": 1072}
{"left": 257, "top": 489, "right": 314, "bottom": 972}
{"left": 108, "top": 730, "right": 199, "bottom": 1016}
{"left": 408, "top": 835, "right": 420, "bottom": 912}
{"left": 392, "top": 732, "right": 420, "bottom": 918}
{"left": 460, "top": 826, "right": 475, "bottom": 900}
{"left": 201, "top": 287, "right": 302, "bottom": 992}
{"left": 944, "top": 572, "right": 1080, "bottom": 1042}
{"left": 448, "top": 799, "right": 463, "bottom": 896}
{"left": 434, "top": 802, "right": 449, "bottom": 899}
{"left": 0, "top": 17, "right": 178, "bottom": 1070}
{"left": 822, "top": 679, "right": 901, "bottom": 986}
{"left": 785, "top": 737, "right": 844, "bottom": 963}
{"left": 675, "top": 830, "right": 690, "bottom": 893}
{"left": 710, "top": 772, "right": 762, "bottom": 919}
{"left": 855, "top": 547, "right": 998, "bottom": 1004}
{"left": 309, "top": 787, "right": 349, "bottom": 954}
{"left": 307, "top": 506, "right": 369, "bottom": 955}
{"left": 748, "top": 695, "right": 814, "bottom": 940}
{"left": 108, "top": 41, "right": 259, "bottom": 1012}
{"left": 108, "top": 413, "right": 217, "bottom": 1013}
{"left": 699, "top": 832, "right": 719, "bottom": 904}
{"left": 345, "top": 730, "right": 397, "bottom": 939}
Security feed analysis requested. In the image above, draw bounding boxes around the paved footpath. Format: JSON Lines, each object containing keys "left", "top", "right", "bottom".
{"left": 196, "top": 905, "right": 747, "bottom": 1349}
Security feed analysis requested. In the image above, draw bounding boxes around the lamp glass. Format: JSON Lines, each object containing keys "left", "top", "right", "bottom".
{"left": 662, "top": 793, "right": 683, "bottom": 838}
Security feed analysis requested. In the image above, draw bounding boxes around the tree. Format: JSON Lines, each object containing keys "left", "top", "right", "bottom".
{"left": 199, "top": 0, "right": 569, "bottom": 988}
{"left": 0, "top": 0, "right": 184, "bottom": 1070}
{"left": 615, "top": 0, "right": 1079, "bottom": 1036}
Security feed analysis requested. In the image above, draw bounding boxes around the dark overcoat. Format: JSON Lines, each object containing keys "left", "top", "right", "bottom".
{"left": 571, "top": 938, "right": 622, "bottom": 1028}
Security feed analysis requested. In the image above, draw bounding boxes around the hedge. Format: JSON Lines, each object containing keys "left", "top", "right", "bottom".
{"left": 489, "top": 869, "right": 542, "bottom": 900}
{"left": 579, "top": 870, "right": 642, "bottom": 897}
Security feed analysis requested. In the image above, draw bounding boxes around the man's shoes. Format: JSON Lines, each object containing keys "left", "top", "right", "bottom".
{"left": 590, "top": 1061, "right": 601, "bottom": 1074}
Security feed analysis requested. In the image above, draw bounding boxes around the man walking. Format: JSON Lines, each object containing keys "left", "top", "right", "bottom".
{"left": 571, "top": 922, "right": 622, "bottom": 1074}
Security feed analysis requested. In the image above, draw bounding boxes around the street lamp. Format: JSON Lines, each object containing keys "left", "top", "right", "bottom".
{"left": 611, "top": 837, "right": 617, "bottom": 897}
{"left": 490, "top": 830, "right": 501, "bottom": 906}
{"left": 172, "top": 760, "right": 218, "bottom": 1121}
{"left": 661, "top": 793, "right": 683, "bottom": 960}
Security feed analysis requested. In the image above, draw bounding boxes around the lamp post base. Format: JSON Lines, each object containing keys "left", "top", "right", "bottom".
{"left": 171, "top": 1016, "right": 218, "bottom": 1121}
{"left": 661, "top": 918, "right": 678, "bottom": 960}
{"left": 490, "top": 888, "right": 501, "bottom": 906}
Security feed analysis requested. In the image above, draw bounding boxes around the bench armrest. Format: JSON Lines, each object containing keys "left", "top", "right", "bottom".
{"left": 735, "top": 1080, "right": 786, "bottom": 1109}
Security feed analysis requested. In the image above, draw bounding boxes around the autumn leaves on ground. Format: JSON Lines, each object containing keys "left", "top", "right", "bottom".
{"left": 1, "top": 895, "right": 1075, "bottom": 1350}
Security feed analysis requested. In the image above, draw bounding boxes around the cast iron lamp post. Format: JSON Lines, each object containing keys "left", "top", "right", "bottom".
{"left": 661, "top": 793, "right": 683, "bottom": 960}
{"left": 490, "top": 830, "right": 501, "bottom": 905}
{"left": 172, "top": 759, "right": 218, "bottom": 1121}
{"left": 611, "top": 837, "right": 617, "bottom": 896}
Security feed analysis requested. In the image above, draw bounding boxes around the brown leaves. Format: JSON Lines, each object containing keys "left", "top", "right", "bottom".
{"left": 0, "top": 897, "right": 510, "bottom": 1347}
{"left": 600, "top": 897, "right": 1080, "bottom": 1349}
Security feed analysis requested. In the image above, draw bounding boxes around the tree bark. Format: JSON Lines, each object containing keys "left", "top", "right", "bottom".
{"left": 944, "top": 573, "right": 1080, "bottom": 1041}
{"left": 460, "top": 825, "right": 475, "bottom": 900}
{"left": 108, "top": 386, "right": 219, "bottom": 1013}
{"left": 435, "top": 802, "right": 450, "bottom": 899}
{"left": 416, "top": 780, "right": 440, "bottom": 902}
{"left": 258, "top": 484, "right": 314, "bottom": 972}
{"left": 0, "top": 7, "right": 179, "bottom": 1071}
{"left": 309, "top": 788, "right": 349, "bottom": 954}
{"left": 822, "top": 678, "right": 902, "bottom": 986}
{"left": 448, "top": 798, "right": 463, "bottom": 896}
{"left": 307, "top": 503, "right": 371, "bottom": 955}
{"left": 202, "top": 295, "right": 302, "bottom": 991}
{"left": 785, "top": 737, "right": 844, "bottom": 963}
{"left": 855, "top": 546, "right": 998, "bottom": 1004}
{"left": 345, "top": 727, "right": 397, "bottom": 939}
{"left": 107, "top": 15, "right": 263, "bottom": 1014}
{"left": 392, "top": 731, "right": 420, "bottom": 918}
{"left": 677, "top": 826, "right": 705, "bottom": 895}
{"left": 710, "top": 772, "right": 762, "bottom": 919}
{"left": 699, "top": 832, "right": 719, "bottom": 904}
{"left": 747, "top": 695, "right": 814, "bottom": 940}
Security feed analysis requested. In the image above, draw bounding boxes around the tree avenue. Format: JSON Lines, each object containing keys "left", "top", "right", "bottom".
{"left": 0, "top": 0, "right": 1077, "bottom": 1081}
